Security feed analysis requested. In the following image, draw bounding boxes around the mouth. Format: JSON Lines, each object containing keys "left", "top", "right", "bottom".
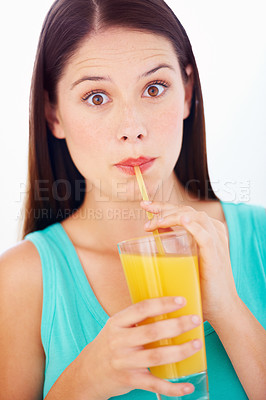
{"left": 114, "top": 156, "right": 156, "bottom": 175}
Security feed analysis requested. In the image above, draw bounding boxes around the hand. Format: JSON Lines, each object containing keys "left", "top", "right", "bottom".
{"left": 80, "top": 297, "right": 202, "bottom": 398}
{"left": 140, "top": 201, "right": 239, "bottom": 326}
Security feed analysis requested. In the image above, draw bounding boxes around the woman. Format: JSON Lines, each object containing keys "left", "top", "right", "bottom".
{"left": 0, "top": 0, "right": 265, "bottom": 399}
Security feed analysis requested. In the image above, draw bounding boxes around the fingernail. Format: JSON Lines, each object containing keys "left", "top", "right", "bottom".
{"left": 191, "top": 315, "right": 201, "bottom": 325}
{"left": 174, "top": 296, "right": 184, "bottom": 305}
{"left": 192, "top": 339, "right": 202, "bottom": 349}
{"left": 182, "top": 216, "right": 191, "bottom": 224}
{"left": 142, "top": 201, "right": 152, "bottom": 205}
{"left": 183, "top": 385, "right": 193, "bottom": 394}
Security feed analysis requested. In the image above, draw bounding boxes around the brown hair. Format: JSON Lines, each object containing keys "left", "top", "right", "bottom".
{"left": 21, "top": 0, "right": 218, "bottom": 238}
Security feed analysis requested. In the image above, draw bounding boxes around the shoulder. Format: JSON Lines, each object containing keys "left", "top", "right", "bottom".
{"left": 221, "top": 201, "right": 266, "bottom": 230}
{"left": 0, "top": 239, "right": 42, "bottom": 328}
{"left": 0, "top": 239, "right": 42, "bottom": 292}
{"left": 222, "top": 202, "right": 266, "bottom": 266}
{"left": 0, "top": 241, "right": 44, "bottom": 399}
{"left": 221, "top": 201, "right": 265, "bottom": 214}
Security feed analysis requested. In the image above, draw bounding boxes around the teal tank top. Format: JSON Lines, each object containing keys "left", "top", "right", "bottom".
{"left": 25, "top": 201, "right": 266, "bottom": 399}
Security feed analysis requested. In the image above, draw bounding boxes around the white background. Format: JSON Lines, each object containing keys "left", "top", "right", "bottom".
{"left": 0, "top": 0, "right": 265, "bottom": 254}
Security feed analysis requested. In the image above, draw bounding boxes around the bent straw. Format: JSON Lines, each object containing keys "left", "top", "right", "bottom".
{"left": 134, "top": 166, "right": 165, "bottom": 255}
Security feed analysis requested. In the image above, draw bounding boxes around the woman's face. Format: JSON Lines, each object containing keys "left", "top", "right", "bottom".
{"left": 46, "top": 27, "right": 193, "bottom": 202}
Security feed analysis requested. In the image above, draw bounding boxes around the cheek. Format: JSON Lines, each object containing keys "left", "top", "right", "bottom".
{"left": 62, "top": 111, "right": 103, "bottom": 154}
{"left": 153, "top": 106, "right": 184, "bottom": 147}
{"left": 60, "top": 114, "right": 105, "bottom": 179}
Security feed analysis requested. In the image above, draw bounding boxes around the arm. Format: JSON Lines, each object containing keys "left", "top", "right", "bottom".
{"left": 212, "top": 297, "right": 266, "bottom": 400}
{"left": 0, "top": 241, "right": 93, "bottom": 400}
{"left": 141, "top": 200, "right": 266, "bottom": 400}
{"left": 0, "top": 241, "right": 45, "bottom": 400}
{"left": 1, "top": 242, "right": 202, "bottom": 399}
{"left": 45, "top": 297, "right": 199, "bottom": 399}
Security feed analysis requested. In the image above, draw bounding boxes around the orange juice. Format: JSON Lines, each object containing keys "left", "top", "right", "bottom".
{"left": 120, "top": 253, "right": 207, "bottom": 379}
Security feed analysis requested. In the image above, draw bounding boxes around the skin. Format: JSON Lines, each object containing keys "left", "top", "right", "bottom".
{"left": 48, "top": 27, "right": 192, "bottom": 206}
{"left": 46, "top": 27, "right": 226, "bottom": 252}
{"left": 1, "top": 27, "right": 266, "bottom": 400}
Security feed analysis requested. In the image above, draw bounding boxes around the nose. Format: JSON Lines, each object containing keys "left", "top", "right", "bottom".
{"left": 116, "top": 106, "right": 147, "bottom": 142}
{"left": 119, "top": 132, "right": 145, "bottom": 141}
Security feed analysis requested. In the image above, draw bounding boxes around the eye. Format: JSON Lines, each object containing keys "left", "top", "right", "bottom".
{"left": 82, "top": 79, "right": 169, "bottom": 107}
{"left": 143, "top": 80, "right": 169, "bottom": 98}
{"left": 82, "top": 91, "right": 109, "bottom": 106}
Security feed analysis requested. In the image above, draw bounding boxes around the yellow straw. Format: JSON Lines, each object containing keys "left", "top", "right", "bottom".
{"left": 134, "top": 166, "right": 165, "bottom": 255}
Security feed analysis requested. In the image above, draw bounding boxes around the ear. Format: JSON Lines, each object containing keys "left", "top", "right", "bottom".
{"left": 183, "top": 65, "right": 194, "bottom": 120}
{"left": 44, "top": 91, "right": 65, "bottom": 139}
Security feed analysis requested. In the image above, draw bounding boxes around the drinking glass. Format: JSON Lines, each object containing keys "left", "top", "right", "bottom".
{"left": 117, "top": 228, "right": 209, "bottom": 399}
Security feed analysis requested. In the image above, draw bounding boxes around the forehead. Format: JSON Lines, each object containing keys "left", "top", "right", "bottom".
{"left": 64, "top": 27, "right": 180, "bottom": 78}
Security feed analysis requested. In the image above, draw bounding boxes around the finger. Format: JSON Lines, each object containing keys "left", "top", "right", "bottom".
{"left": 113, "top": 296, "right": 186, "bottom": 327}
{"left": 140, "top": 201, "right": 176, "bottom": 215}
{"left": 192, "top": 211, "right": 218, "bottom": 236}
{"left": 142, "top": 202, "right": 225, "bottom": 238}
{"left": 148, "top": 216, "right": 221, "bottom": 266}
{"left": 179, "top": 218, "right": 215, "bottom": 252}
{"left": 144, "top": 210, "right": 183, "bottom": 231}
{"left": 140, "top": 201, "right": 193, "bottom": 217}
{"left": 212, "top": 218, "right": 228, "bottom": 238}
{"left": 144, "top": 210, "right": 216, "bottom": 237}
{"left": 121, "top": 314, "right": 202, "bottom": 347}
{"left": 135, "top": 371, "right": 195, "bottom": 397}
{"left": 115, "top": 339, "right": 203, "bottom": 369}
{"left": 144, "top": 210, "right": 193, "bottom": 231}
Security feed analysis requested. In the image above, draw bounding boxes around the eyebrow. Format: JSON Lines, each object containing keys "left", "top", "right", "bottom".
{"left": 70, "top": 63, "right": 176, "bottom": 89}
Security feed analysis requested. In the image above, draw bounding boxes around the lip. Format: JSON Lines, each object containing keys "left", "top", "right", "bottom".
{"left": 115, "top": 156, "right": 156, "bottom": 175}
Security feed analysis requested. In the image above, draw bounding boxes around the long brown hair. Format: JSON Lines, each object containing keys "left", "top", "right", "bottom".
{"left": 21, "top": 0, "right": 218, "bottom": 239}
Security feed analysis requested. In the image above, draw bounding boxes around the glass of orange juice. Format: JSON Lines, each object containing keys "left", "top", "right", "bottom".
{"left": 117, "top": 228, "right": 209, "bottom": 399}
